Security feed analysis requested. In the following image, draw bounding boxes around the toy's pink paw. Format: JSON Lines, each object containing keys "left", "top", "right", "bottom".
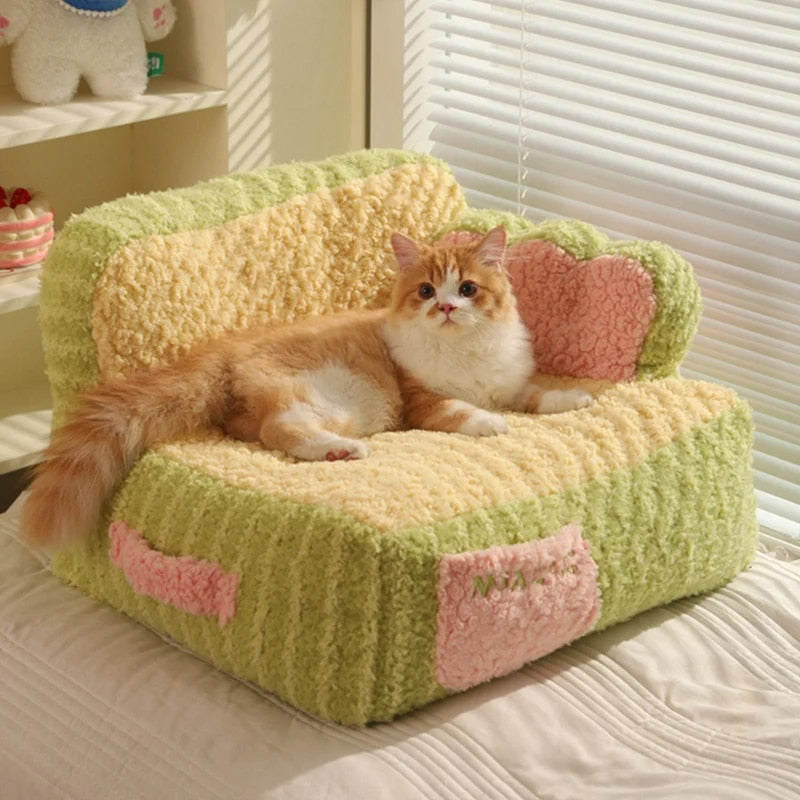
{"left": 139, "top": 1, "right": 175, "bottom": 39}
{"left": 0, "top": 1, "right": 33, "bottom": 43}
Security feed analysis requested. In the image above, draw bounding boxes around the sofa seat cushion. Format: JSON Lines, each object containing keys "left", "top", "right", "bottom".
{"left": 51, "top": 375, "right": 756, "bottom": 724}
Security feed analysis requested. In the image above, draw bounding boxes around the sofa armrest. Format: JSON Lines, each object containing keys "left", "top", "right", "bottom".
{"left": 437, "top": 211, "right": 701, "bottom": 381}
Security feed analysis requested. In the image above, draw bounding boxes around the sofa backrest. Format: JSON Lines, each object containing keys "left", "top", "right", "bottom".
{"left": 39, "top": 149, "right": 466, "bottom": 419}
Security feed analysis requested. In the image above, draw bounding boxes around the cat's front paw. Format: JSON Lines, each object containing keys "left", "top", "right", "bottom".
{"left": 459, "top": 409, "right": 508, "bottom": 437}
{"left": 537, "top": 389, "right": 594, "bottom": 414}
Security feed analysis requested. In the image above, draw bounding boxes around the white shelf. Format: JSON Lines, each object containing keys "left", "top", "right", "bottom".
{"left": 0, "top": 0, "right": 227, "bottom": 484}
{"left": 0, "top": 78, "right": 226, "bottom": 149}
{"left": 0, "top": 409, "right": 51, "bottom": 474}
{"left": 0, "top": 268, "right": 41, "bottom": 314}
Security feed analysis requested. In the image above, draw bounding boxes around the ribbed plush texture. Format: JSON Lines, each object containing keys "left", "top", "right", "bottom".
{"left": 43, "top": 149, "right": 757, "bottom": 725}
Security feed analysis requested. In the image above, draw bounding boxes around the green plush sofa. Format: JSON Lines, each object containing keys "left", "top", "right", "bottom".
{"left": 40, "top": 149, "right": 757, "bottom": 725}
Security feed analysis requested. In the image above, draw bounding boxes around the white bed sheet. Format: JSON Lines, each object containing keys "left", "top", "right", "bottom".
{"left": 1, "top": 495, "right": 798, "bottom": 800}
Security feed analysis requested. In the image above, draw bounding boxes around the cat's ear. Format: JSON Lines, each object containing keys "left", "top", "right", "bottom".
{"left": 476, "top": 226, "right": 507, "bottom": 271}
{"left": 391, "top": 232, "right": 422, "bottom": 271}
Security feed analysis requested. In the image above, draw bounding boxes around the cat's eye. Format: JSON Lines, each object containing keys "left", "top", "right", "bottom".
{"left": 459, "top": 281, "right": 478, "bottom": 297}
{"left": 418, "top": 283, "right": 435, "bottom": 300}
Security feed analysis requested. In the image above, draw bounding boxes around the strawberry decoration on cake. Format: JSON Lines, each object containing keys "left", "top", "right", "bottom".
{"left": 0, "top": 185, "right": 54, "bottom": 271}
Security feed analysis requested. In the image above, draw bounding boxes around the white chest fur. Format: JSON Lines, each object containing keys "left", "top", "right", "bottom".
{"left": 383, "top": 315, "right": 535, "bottom": 410}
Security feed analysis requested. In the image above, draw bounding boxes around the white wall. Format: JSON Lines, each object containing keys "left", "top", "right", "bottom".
{"left": 368, "top": 0, "right": 432, "bottom": 151}
{"left": 226, "top": 0, "right": 367, "bottom": 171}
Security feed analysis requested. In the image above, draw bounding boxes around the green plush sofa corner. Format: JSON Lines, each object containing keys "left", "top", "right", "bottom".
{"left": 39, "top": 149, "right": 757, "bottom": 725}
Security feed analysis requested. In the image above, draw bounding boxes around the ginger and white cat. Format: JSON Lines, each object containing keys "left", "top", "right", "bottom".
{"left": 21, "top": 226, "right": 592, "bottom": 550}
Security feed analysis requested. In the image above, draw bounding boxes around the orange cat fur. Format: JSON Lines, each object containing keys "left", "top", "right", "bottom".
{"left": 21, "top": 227, "right": 592, "bottom": 550}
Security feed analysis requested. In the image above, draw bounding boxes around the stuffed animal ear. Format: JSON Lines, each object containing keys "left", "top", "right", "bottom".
{"left": 391, "top": 232, "right": 422, "bottom": 272}
{"left": 475, "top": 226, "right": 507, "bottom": 270}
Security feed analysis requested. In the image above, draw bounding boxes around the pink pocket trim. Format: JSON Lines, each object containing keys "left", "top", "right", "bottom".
{"left": 435, "top": 523, "right": 600, "bottom": 690}
{"left": 108, "top": 521, "right": 240, "bottom": 628}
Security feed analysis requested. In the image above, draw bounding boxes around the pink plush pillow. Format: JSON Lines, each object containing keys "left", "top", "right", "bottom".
{"left": 438, "top": 231, "right": 657, "bottom": 381}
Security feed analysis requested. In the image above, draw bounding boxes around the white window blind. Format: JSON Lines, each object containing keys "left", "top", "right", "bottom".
{"left": 398, "top": 0, "right": 800, "bottom": 542}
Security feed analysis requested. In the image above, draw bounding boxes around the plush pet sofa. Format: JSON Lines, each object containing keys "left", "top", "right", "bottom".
{"left": 39, "top": 149, "right": 757, "bottom": 725}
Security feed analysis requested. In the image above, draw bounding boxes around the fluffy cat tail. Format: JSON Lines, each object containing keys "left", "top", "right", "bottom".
{"left": 20, "top": 351, "right": 230, "bottom": 552}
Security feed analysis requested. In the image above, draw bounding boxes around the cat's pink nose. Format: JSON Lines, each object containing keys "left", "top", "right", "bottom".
{"left": 439, "top": 303, "right": 455, "bottom": 316}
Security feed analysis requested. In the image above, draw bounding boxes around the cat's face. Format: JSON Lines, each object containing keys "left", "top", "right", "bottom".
{"left": 388, "top": 227, "right": 517, "bottom": 334}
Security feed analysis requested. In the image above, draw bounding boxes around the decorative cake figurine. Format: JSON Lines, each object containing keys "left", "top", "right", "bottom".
{"left": 0, "top": 185, "right": 54, "bottom": 271}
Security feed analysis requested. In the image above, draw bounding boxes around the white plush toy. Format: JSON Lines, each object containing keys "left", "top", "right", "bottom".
{"left": 0, "top": 0, "right": 176, "bottom": 105}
